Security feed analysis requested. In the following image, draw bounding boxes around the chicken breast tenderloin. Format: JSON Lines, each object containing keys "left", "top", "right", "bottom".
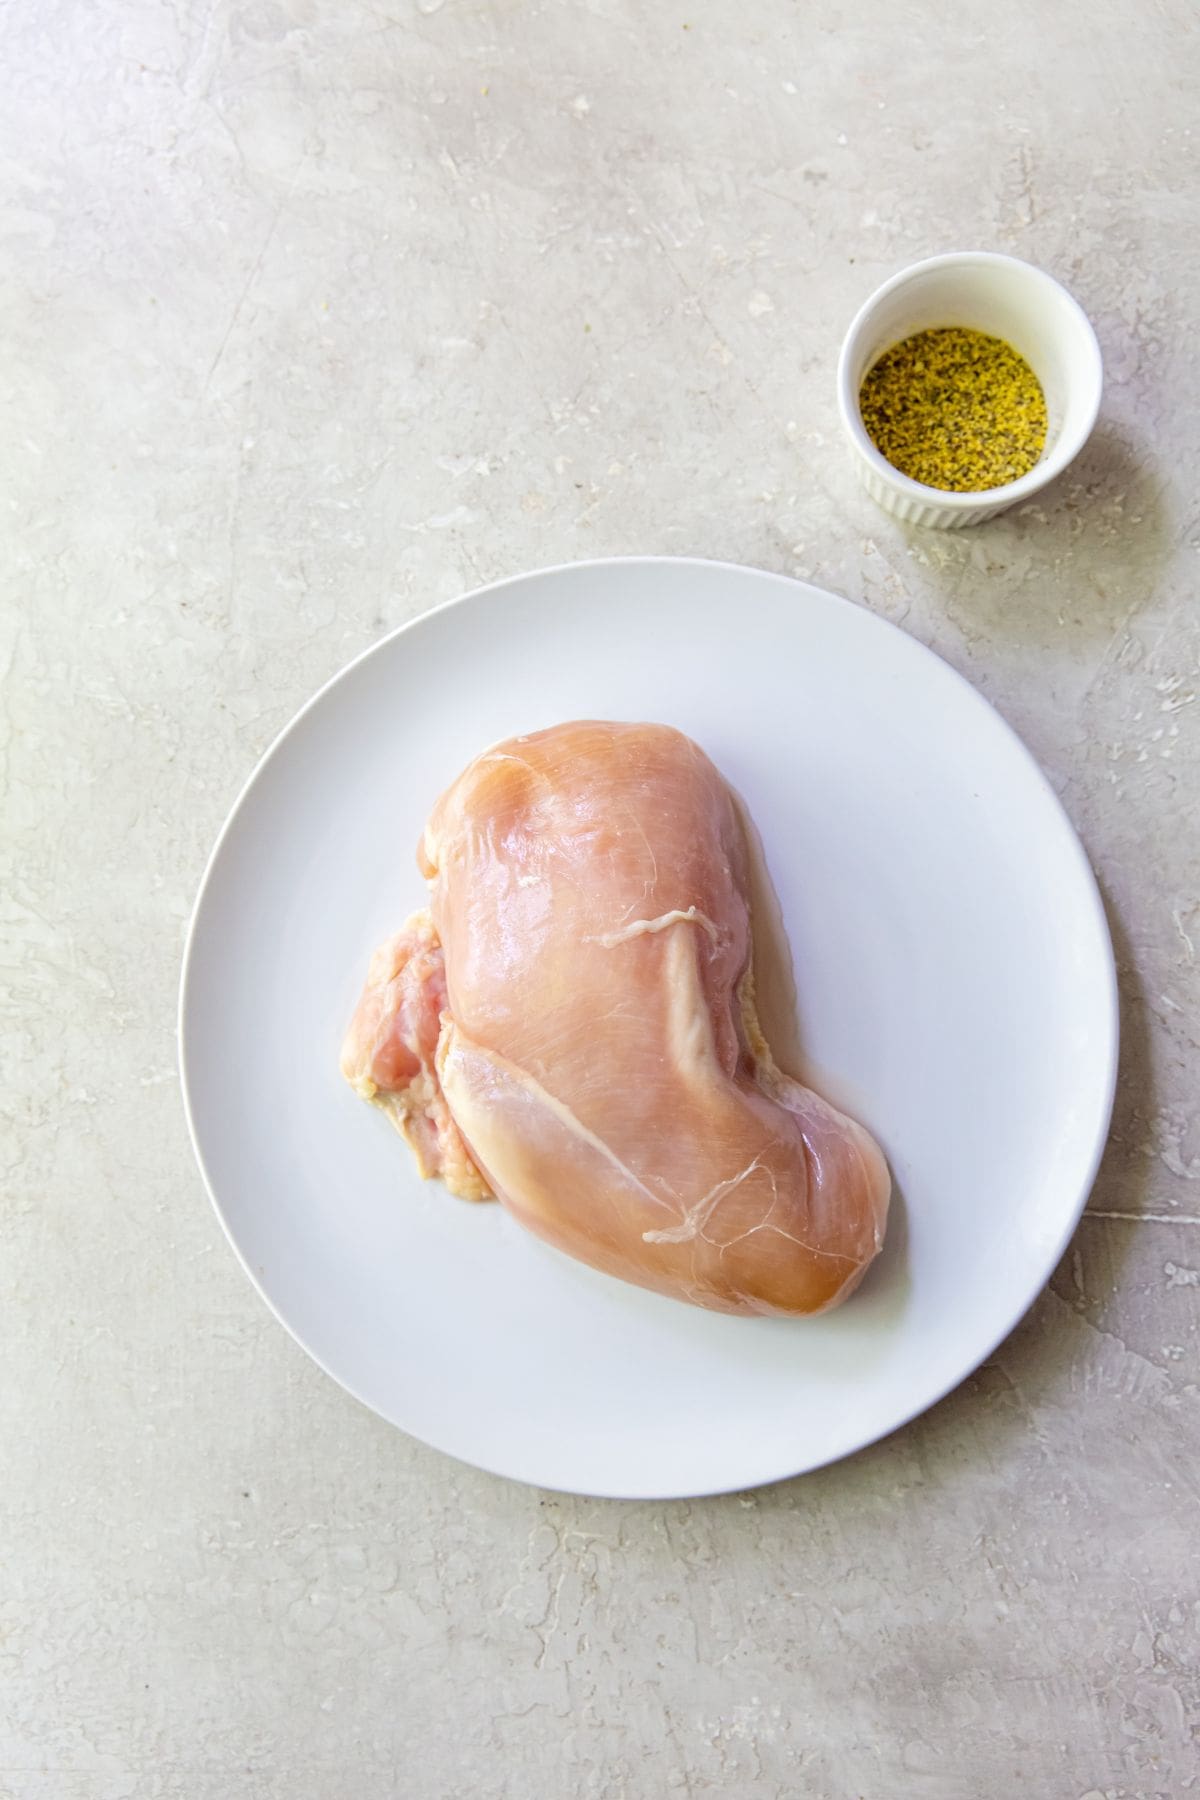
{"left": 341, "top": 721, "right": 889, "bottom": 1317}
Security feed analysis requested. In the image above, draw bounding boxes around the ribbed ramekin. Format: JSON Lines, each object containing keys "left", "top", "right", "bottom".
{"left": 837, "top": 252, "right": 1103, "bottom": 529}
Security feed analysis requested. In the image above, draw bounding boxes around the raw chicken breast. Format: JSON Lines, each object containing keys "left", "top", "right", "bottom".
{"left": 341, "top": 721, "right": 889, "bottom": 1316}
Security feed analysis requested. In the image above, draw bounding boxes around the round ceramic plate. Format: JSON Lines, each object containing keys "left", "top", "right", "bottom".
{"left": 180, "top": 558, "right": 1117, "bottom": 1499}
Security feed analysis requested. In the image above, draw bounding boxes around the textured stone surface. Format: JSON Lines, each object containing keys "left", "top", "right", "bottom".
{"left": 2, "top": 1, "right": 1198, "bottom": 1795}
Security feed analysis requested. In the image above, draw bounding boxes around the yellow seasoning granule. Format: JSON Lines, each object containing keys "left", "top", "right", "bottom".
{"left": 858, "top": 326, "right": 1048, "bottom": 493}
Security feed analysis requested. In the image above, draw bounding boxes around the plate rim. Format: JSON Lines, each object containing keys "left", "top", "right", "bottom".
{"left": 178, "top": 555, "right": 1120, "bottom": 1498}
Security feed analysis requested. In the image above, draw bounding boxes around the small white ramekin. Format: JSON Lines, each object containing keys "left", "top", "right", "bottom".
{"left": 837, "top": 251, "right": 1103, "bottom": 529}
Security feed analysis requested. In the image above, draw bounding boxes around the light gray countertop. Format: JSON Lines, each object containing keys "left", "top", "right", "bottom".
{"left": 3, "top": 2, "right": 1198, "bottom": 1795}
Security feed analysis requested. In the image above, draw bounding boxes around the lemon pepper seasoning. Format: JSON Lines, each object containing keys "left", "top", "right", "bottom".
{"left": 858, "top": 326, "right": 1047, "bottom": 492}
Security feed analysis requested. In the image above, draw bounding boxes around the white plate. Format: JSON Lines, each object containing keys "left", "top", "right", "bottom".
{"left": 180, "top": 558, "right": 1117, "bottom": 1499}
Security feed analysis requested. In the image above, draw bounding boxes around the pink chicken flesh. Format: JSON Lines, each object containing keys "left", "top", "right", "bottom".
{"left": 341, "top": 721, "right": 889, "bottom": 1316}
